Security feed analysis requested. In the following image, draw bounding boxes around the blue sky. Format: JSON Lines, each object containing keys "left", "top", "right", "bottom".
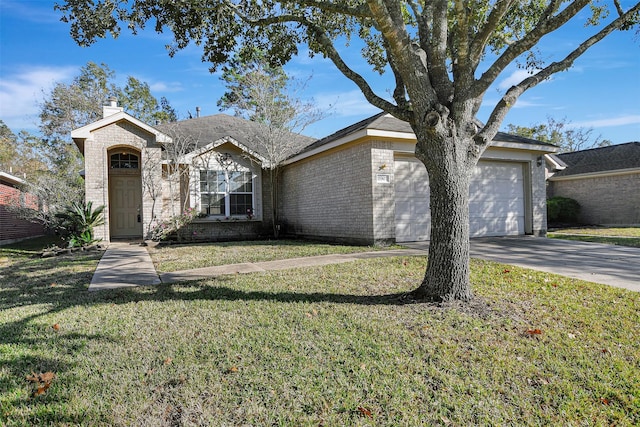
{"left": 1, "top": 0, "right": 639, "bottom": 143}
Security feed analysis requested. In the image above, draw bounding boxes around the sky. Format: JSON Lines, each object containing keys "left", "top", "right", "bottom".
{"left": 1, "top": 0, "right": 639, "bottom": 144}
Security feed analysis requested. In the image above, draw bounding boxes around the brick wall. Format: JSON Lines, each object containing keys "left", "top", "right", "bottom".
{"left": 549, "top": 172, "right": 640, "bottom": 225}
{"left": 530, "top": 159, "right": 548, "bottom": 236}
{"left": 279, "top": 141, "right": 376, "bottom": 245}
{"left": 0, "top": 182, "right": 45, "bottom": 244}
{"left": 85, "top": 121, "right": 161, "bottom": 242}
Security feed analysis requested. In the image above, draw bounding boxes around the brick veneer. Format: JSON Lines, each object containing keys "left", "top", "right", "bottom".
{"left": 548, "top": 172, "right": 640, "bottom": 225}
{"left": 0, "top": 181, "right": 45, "bottom": 244}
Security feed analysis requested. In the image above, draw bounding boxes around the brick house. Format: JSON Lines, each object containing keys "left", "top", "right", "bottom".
{"left": 0, "top": 171, "right": 45, "bottom": 245}
{"left": 72, "top": 102, "right": 556, "bottom": 244}
{"left": 547, "top": 142, "right": 640, "bottom": 225}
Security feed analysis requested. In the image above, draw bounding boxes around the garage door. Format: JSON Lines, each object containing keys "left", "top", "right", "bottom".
{"left": 394, "top": 158, "right": 525, "bottom": 242}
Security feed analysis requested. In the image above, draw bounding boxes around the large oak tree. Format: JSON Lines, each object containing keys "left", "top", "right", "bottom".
{"left": 56, "top": 0, "right": 639, "bottom": 301}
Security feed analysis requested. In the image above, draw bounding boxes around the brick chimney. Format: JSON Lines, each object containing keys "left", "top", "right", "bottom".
{"left": 103, "top": 96, "right": 124, "bottom": 118}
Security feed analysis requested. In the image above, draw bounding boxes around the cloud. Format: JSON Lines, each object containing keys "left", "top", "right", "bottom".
{"left": 0, "top": 66, "right": 76, "bottom": 132}
{"left": 312, "top": 90, "right": 382, "bottom": 118}
{"left": 571, "top": 115, "right": 640, "bottom": 128}
{"left": 497, "top": 69, "right": 543, "bottom": 91}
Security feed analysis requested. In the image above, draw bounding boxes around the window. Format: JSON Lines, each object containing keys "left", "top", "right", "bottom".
{"left": 110, "top": 152, "right": 139, "bottom": 169}
{"left": 200, "top": 170, "right": 253, "bottom": 217}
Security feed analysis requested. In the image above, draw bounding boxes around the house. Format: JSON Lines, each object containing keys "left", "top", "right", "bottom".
{"left": 547, "top": 142, "right": 640, "bottom": 225}
{"left": 72, "top": 101, "right": 557, "bottom": 245}
{"left": 0, "top": 171, "right": 45, "bottom": 245}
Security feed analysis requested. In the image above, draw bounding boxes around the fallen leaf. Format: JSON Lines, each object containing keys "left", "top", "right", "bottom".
{"left": 227, "top": 366, "right": 239, "bottom": 373}
{"left": 551, "top": 283, "right": 558, "bottom": 287}
{"left": 600, "top": 397, "right": 610, "bottom": 405}
{"left": 52, "top": 323, "right": 60, "bottom": 332}
{"left": 163, "top": 357, "right": 172, "bottom": 365}
{"left": 502, "top": 269, "right": 510, "bottom": 274}
{"left": 357, "top": 406, "right": 372, "bottom": 418}
{"left": 525, "top": 329, "right": 542, "bottom": 336}
{"left": 33, "top": 382, "right": 51, "bottom": 397}
{"left": 601, "top": 348, "right": 610, "bottom": 354}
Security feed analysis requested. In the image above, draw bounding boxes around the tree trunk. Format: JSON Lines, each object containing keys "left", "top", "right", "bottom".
{"left": 411, "top": 131, "right": 474, "bottom": 302}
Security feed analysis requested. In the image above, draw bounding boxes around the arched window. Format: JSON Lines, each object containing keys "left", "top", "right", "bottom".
{"left": 110, "top": 152, "right": 139, "bottom": 169}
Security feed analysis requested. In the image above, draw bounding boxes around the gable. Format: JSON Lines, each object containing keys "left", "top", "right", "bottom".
{"left": 154, "top": 114, "right": 315, "bottom": 162}
{"left": 71, "top": 111, "right": 171, "bottom": 154}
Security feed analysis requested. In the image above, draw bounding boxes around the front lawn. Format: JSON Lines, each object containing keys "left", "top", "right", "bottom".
{"left": 1, "top": 240, "right": 638, "bottom": 426}
{"left": 549, "top": 227, "right": 640, "bottom": 248}
{"left": 148, "top": 239, "right": 403, "bottom": 272}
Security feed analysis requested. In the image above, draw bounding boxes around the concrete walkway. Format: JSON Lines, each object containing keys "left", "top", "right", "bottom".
{"left": 89, "top": 241, "right": 161, "bottom": 291}
{"left": 89, "top": 237, "right": 640, "bottom": 292}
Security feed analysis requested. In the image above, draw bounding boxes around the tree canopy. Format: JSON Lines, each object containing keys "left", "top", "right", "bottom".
{"left": 56, "top": 0, "right": 640, "bottom": 301}
{"left": 506, "top": 116, "right": 612, "bottom": 153}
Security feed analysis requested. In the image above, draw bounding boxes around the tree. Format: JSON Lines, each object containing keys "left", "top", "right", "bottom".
{"left": 217, "top": 50, "right": 323, "bottom": 237}
{"left": 56, "top": 0, "right": 640, "bottom": 302}
{"left": 506, "top": 116, "right": 612, "bottom": 153}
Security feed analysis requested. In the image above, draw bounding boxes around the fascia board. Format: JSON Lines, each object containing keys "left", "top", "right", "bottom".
{"left": 491, "top": 140, "right": 558, "bottom": 153}
{"left": 548, "top": 167, "right": 640, "bottom": 181}
{"left": 71, "top": 111, "right": 172, "bottom": 143}
{"left": 182, "top": 136, "right": 267, "bottom": 165}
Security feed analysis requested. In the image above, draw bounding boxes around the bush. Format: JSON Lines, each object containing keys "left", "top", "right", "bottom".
{"left": 149, "top": 208, "right": 199, "bottom": 241}
{"left": 54, "top": 201, "right": 105, "bottom": 247}
{"left": 547, "top": 196, "right": 581, "bottom": 224}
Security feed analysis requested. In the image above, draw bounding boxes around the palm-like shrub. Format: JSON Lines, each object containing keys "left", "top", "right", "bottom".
{"left": 55, "top": 201, "right": 105, "bottom": 247}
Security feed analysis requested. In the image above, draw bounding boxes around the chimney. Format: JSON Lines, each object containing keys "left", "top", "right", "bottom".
{"left": 196, "top": 106, "right": 201, "bottom": 118}
{"left": 103, "top": 96, "right": 124, "bottom": 118}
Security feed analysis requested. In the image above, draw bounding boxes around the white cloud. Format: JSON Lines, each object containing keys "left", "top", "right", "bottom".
{"left": 0, "top": 66, "right": 77, "bottom": 132}
{"left": 149, "top": 81, "right": 184, "bottom": 93}
{"left": 571, "top": 115, "right": 640, "bottom": 128}
{"left": 312, "top": 90, "right": 382, "bottom": 118}
{"left": 497, "top": 69, "right": 543, "bottom": 91}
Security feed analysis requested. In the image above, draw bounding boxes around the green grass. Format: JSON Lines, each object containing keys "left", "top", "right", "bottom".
{"left": 149, "top": 239, "right": 404, "bottom": 272}
{"left": 1, "top": 240, "right": 639, "bottom": 426}
{"left": 549, "top": 227, "right": 640, "bottom": 248}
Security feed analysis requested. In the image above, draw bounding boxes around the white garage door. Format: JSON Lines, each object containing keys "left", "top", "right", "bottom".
{"left": 394, "top": 158, "right": 525, "bottom": 242}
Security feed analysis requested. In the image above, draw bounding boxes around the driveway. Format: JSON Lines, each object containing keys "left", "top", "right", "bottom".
{"left": 406, "top": 237, "right": 640, "bottom": 292}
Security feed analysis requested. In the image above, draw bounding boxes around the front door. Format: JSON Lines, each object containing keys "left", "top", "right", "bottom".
{"left": 109, "top": 175, "right": 143, "bottom": 238}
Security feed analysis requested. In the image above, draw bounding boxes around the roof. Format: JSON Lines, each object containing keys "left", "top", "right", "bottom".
{"left": 0, "top": 171, "right": 26, "bottom": 186}
{"left": 296, "top": 112, "right": 556, "bottom": 157}
{"left": 154, "top": 114, "right": 316, "bottom": 160}
{"left": 552, "top": 142, "right": 640, "bottom": 177}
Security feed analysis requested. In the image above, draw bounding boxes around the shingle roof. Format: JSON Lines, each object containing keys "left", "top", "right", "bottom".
{"left": 154, "top": 114, "right": 316, "bottom": 159}
{"left": 553, "top": 142, "right": 640, "bottom": 177}
{"left": 298, "top": 112, "right": 555, "bottom": 155}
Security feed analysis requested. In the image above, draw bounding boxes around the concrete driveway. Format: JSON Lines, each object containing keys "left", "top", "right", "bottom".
{"left": 407, "top": 237, "right": 640, "bottom": 292}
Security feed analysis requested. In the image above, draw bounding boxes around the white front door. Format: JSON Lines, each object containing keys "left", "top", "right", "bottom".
{"left": 109, "top": 175, "right": 143, "bottom": 238}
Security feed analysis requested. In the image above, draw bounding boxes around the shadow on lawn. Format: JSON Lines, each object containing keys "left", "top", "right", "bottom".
{"left": 0, "top": 247, "right": 411, "bottom": 403}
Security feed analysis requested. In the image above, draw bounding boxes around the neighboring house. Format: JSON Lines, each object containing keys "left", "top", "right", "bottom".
{"left": 547, "top": 142, "right": 640, "bottom": 225}
{"left": 0, "top": 171, "right": 45, "bottom": 245}
{"left": 72, "top": 101, "right": 557, "bottom": 245}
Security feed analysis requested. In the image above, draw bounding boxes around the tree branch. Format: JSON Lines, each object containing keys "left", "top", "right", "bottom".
{"left": 469, "top": 0, "right": 516, "bottom": 69}
{"left": 478, "top": 1, "right": 640, "bottom": 145}
{"left": 474, "top": 0, "right": 588, "bottom": 98}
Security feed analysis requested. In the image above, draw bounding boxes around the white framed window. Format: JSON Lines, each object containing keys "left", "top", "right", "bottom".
{"left": 199, "top": 169, "right": 254, "bottom": 217}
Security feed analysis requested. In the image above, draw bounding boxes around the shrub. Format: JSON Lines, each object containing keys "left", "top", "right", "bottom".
{"left": 149, "top": 208, "right": 199, "bottom": 241}
{"left": 547, "top": 196, "right": 581, "bottom": 224}
{"left": 54, "top": 201, "right": 105, "bottom": 247}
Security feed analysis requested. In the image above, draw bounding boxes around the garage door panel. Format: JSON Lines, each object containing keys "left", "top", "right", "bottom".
{"left": 395, "top": 158, "right": 526, "bottom": 242}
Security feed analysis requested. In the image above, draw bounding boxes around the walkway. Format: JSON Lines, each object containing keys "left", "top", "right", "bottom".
{"left": 89, "top": 238, "right": 640, "bottom": 292}
{"left": 89, "top": 241, "right": 161, "bottom": 291}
